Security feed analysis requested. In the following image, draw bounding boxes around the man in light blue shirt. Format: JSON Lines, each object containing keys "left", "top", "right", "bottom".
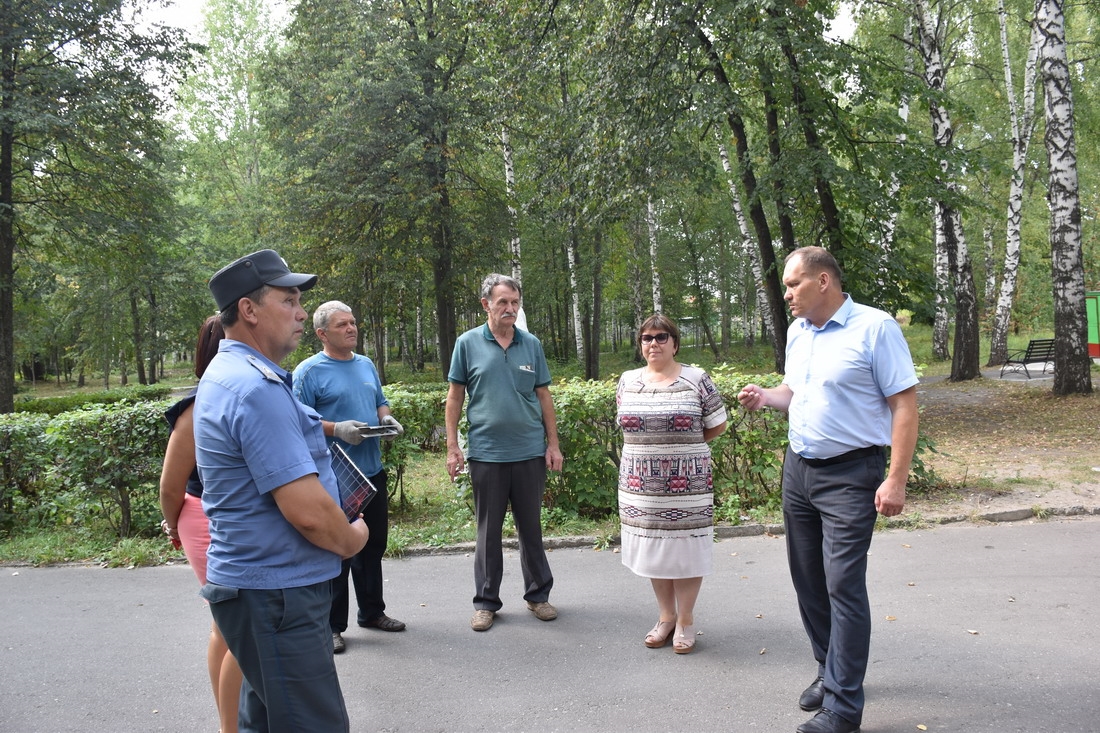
{"left": 738, "top": 246, "right": 918, "bottom": 733}
{"left": 195, "top": 249, "right": 369, "bottom": 733}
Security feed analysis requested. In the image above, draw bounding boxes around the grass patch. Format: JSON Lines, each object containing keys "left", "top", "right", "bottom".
{"left": 0, "top": 525, "right": 183, "bottom": 567}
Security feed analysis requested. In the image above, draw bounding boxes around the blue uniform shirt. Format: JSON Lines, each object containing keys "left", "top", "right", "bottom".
{"left": 783, "top": 295, "right": 919, "bottom": 460}
{"left": 448, "top": 323, "right": 552, "bottom": 463}
{"left": 292, "top": 351, "right": 389, "bottom": 477}
{"left": 195, "top": 340, "right": 342, "bottom": 589}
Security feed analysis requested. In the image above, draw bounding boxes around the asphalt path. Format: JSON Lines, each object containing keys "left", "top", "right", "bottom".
{"left": 3, "top": 516, "right": 1098, "bottom": 733}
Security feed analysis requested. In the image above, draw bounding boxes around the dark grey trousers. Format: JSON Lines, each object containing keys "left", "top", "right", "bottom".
{"left": 469, "top": 457, "right": 554, "bottom": 611}
{"left": 782, "top": 446, "right": 886, "bottom": 726}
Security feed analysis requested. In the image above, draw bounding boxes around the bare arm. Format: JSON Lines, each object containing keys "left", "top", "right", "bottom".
{"left": 535, "top": 385, "right": 563, "bottom": 472}
{"left": 445, "top": 383, "right": 466, "bottom": 481}
{"left": 875, "top": 385, "right": 919, "bottom": 517}
{"left": 158, "top": 404, "right": 194, "bottom": 545}
{"left": 703, "top": 421, "right": 728, "bottom": 442}
{"left": 271, "top": 475, "right": 369, "bottom": 559}
{"left": 737, "top": 383, "right": 794, "bottom": 413}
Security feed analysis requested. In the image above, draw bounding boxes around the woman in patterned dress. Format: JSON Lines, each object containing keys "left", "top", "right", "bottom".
{"left": 616, "top": 314, "right": 728, "bottom": 654}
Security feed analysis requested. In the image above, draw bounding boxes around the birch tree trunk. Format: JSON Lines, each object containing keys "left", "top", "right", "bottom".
{"left": 503, "top": 126, "right": 522, "bottom": 283}
{"left": 989, "top": 0, "right": 1039, "bottom": 366}
{"left": 718, "top": 139, "right": 772, "bottom": 344}
{"left": 502, "top": 126, "right": 529, "bottom": 331}
{"left": 879, "top": 16, "right": 913, "bottom": 288}
{"left": 915, "top": 0, "right": 980, "bottom": 379}
{"left": 1036, "top": 0, "right": 1092, "bottom": 394}
{"left": 646, "top": 193, "right": 663, "bottom": 314}
{"left": 566, "top": 220, "right": 585, "bottom": 360}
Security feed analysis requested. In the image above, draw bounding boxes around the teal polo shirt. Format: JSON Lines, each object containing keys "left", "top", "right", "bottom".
{"left": 448, "top": 323, "right": 552, "bottom": 463}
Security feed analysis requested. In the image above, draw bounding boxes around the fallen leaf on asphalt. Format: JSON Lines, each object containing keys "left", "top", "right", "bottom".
{"left": 756, "top": 614, "right": 764, "bottom": 619}
{"left": 903, "top": 544, "right": 911, "bottom": 548}
{"left": 885, "top": 615, "right": 897, "bottom": 621}
{"left": 917, "top": 725, "right": 928, "bottom": 731}
{"left": 907, "top": 582, "right": 916, "bottom": 586}
{"left": 760, "top": 648, "right": 766, "bottom": 655}
{"left": 966, "top": 629, "right": 980, "bottom": 635}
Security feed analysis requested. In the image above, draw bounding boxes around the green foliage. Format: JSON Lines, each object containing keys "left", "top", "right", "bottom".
{"left": 544, "top": 368, "right": 790, "bottom": 517}
{"left": 0, "top": 413, "right": 51, "bottom": 532}
{"left": 707, "top": 367, "right": 789, "bottom": 513}
{"left": 546, "top": 378, "right": 621, "bottom": 516}
{"left": 380, "top": 385, "right": 447, "bottom": 505}
{"left": 15, "top": 385, "right": 173, "bottom": 416}
{"left": 45, "top": 401, "right": 171, "bottom": 539}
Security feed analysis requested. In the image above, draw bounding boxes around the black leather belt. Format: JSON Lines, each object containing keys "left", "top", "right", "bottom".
{"left": 798, "top": 445, "right": 884, "bottom": 468}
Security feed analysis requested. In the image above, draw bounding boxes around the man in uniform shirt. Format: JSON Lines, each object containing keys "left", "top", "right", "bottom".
{"left": 195, "top": 249, "right": 369, "bottom": 732}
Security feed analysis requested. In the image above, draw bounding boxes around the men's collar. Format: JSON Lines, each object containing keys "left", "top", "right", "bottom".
{"left": 481, "top": 322, "right": 523, "bottom": 342}
{"left": 220, "top": 339, "right": 290, "bottom": 379}
{"left": 800, "top": 293, "right": 852, "bottom": 331}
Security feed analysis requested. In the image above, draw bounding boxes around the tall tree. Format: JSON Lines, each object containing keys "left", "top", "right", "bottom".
{"left": 0, "top": 0, "right": 191, "bottom": 410}
{"left": 988, "top": 0, "right": 1040, "bottom": 367}
{"left": 1035, "top": 0, "right": 1092, "bottom": 394}
{"left": 913, "top": 0, "right": 981, "bottom": 381}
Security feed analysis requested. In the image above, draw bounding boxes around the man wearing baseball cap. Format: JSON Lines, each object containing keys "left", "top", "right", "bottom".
{"left": 195, "top": 249, "right": 368, "bottom": 732}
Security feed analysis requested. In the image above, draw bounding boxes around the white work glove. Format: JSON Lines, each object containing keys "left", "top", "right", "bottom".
{"left": 380, "top": 414, "right": 404, "bottom": 440}
{"left": 333, "top": 420, "right": 369, "bottom": 446}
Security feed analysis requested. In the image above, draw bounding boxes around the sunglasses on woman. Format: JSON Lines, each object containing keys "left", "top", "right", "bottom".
{"left": 640, "top": 332, "right": 670, "bottom": 344}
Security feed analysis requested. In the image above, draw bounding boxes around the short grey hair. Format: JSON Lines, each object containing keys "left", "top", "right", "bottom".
{"left": 480, "top": 273, "right": 522, "bottom": 302}
{"left": 313, "top": 300, "right": 354, "bottom": 331}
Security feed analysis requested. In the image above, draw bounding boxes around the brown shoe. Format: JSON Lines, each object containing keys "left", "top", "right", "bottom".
{"left": 471, "top": 609, "right": 495, "bottom": 631}
{"left": 526, "top": 601, "right": 558, "bottom": 621}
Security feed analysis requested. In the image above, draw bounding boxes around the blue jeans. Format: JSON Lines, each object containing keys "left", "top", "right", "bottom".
{"left": 201, "top": 580, "right": 349, "bottom": 733}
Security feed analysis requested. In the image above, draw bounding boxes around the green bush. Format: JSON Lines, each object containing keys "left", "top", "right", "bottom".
{"left": 15, "top": 384, "right": 173, "bottom": 416}
{"left": 380, "top": 384, "right": 447, "bottom": 505}
{"left": 545, "top": 368, "right": 791, "bottom": 520}
{"left": 0, "top": 413, "right": 52, "bottom": 532}
{"left": 0, "top": 371, "right": 936, "bottom": 541}
{"left": 45, "top": 400, "right": 171, "bottom": 538}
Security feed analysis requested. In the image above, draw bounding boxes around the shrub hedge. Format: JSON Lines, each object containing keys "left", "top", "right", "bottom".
{"left": 0, "top": 372, "right": 932, "bottom": 539}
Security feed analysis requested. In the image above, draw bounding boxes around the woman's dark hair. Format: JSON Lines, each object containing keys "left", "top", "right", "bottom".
{"left": 195, "top": 315, "right": 226, "bottom": 379}
{"left": 637, "top": 313, "right": 680, "bottom": 355}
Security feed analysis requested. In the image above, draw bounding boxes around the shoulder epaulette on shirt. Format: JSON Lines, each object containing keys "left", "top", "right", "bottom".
{"left": 247, "top": 355, "right": 284, "bottom": 384}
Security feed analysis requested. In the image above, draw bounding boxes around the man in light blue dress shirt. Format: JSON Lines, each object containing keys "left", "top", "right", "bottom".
{"left": 739, "top": 246, "right": 919, "bottom": 733}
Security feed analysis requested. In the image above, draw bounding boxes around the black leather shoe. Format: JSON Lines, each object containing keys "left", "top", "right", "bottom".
{"left": 359, "top": 614, "right": 406, "bottom": 632}
{"left": 798, "top": 676, "right": 825, "bottom": 711}
{"left": 796, "top": 709, "right": 860, "bottom": 733}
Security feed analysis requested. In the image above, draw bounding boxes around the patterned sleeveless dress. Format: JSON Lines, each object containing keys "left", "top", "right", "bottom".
{"left": 616, "top": 365, "right": 727, "bottom": 578}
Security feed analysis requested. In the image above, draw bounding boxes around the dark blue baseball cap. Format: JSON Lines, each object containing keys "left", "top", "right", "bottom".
{"left": 209, "top": 249, "right": 318, "bottom": 311}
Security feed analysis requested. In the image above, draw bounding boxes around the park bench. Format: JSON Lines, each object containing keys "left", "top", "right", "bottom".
{"left": 1000, "top": 338, "right": 1055, "bottom": 379}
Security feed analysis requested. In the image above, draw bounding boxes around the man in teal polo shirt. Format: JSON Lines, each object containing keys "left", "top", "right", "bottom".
{"left": 445, "top": 273, "right": 563, "bottom": 632}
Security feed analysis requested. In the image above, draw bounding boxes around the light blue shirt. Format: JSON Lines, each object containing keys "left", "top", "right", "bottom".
{"left": 195, "top": 340, "right": 341, "bottom": 589}
{"left": 783, "top": 296, "right": 919, "bottom": 459}
{"left": 292, "top": 351, "right": 389, "bottom": 477}
{"left": 448, "top": 323, "right": 552, "bottom": 463}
